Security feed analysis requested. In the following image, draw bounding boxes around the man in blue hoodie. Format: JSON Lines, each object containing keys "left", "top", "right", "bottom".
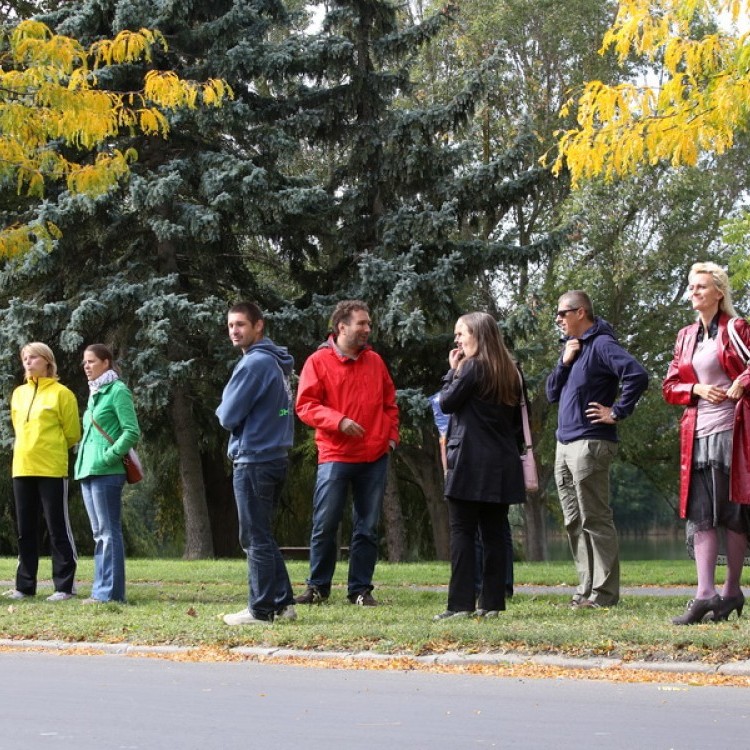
{"left": 216, "top": 302, "right": 296, "bottom": 625}
{"left": 546, "top": 291, "right": 648, "bottom": 609}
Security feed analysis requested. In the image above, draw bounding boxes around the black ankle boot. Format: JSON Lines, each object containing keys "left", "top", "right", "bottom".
{"left": 713, "top": 591, "right": 745, "bottom": 621}
{"left": 671, "top": 594, "right": 721, "bottom": 625}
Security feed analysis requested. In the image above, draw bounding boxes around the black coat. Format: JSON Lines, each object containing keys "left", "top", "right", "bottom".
{"left": 440, "top": 358, "right": 525, "bottom": 505}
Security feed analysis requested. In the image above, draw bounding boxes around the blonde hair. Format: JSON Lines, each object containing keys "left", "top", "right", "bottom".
{"left": 20, "top": 342, "right": 58, "bottom": 379}
{"left": 689, "top": 262, "right": 738, "bottom": 318}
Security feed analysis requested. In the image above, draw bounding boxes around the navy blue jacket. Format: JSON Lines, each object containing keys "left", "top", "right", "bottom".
{"left": 545, "top": 318, "right": 648, "bottom": 443}
{"left": 216, "top": 337, "right": 294, "bottom": 462}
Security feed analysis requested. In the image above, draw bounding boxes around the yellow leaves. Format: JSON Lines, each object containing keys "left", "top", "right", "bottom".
{"left": 144, "top": 70, "right": 197, "bottom": 109}
{"left": 0, "top": 221, "right": 60, "bottom": 259}
{"left": 10, "top": 19, "right": 86, "bottom": 74}
{"left": 553, "top": 1, "right": 750, "bottom": 186}
{"left": 200, "top": 79, "right": 234, "bottom": 108}
{"left": 66, "top": 150, "right": 134, "bottom": 195}
{"left": 137, "top": 107, "right": 170, "bottom": 137}
{"left": 143, "top": 71, "right": 234, "bottom": 111}
{"left": 91, "top": 28, "right": 168, "bottom": 67}
{"left": 0, "top": 20, "right": 231, "bottom": 259}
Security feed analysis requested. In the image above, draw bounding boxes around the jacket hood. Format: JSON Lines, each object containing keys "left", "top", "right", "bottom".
{"left": 317, "top": 334, "right": 373, "bottom": 359}
{"left": 567, "top": 316, "right": 618, "bottom": 343}
{"left": 249, "top": 337, "right": 294, "bottom": 375}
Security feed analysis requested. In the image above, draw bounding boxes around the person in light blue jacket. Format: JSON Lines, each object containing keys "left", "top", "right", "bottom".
{"left": 216, "top": 302, "right": 295, "bottom": 625}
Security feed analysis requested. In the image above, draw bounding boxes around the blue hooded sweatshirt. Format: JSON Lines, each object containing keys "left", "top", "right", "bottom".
{"left": 216, "top": 337, "right": 294, "bottom": 462}
{"left": 545, "top": 317, "right": 648, "bottom": 444}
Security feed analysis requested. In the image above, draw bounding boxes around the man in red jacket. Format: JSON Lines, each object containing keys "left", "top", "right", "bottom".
{"left": 295, "top": 300, "right": 399, "bottom": 606}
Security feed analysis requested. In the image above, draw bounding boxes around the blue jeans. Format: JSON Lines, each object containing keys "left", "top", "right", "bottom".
{"left": 233, "top": 459, "right": 293, "bottom": 620}
{"left": 308, "top": 454, "right": 388, "bottom": 597}
{"left": 81, "top": 474, "right": 127, "bottom": 602}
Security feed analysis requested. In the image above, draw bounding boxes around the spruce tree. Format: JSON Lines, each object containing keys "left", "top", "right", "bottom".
{"left": 0, "top": 0, "right": 565, "bottom": 558}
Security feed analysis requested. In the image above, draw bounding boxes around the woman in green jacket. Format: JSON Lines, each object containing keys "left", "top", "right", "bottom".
{"left": 74, "top": 344, "right": 140, "bottom": 603}
{"left": 4, "top": 342, "right": 81, "bottom": 601}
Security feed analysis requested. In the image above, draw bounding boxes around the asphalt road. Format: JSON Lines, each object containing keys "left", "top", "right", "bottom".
{"left": 1, "top": 651, "right": 747, "bottom": 750}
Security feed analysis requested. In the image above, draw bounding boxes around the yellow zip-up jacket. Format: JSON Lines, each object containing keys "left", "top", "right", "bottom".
{"left": 11, "top": 377, "right": 81, "bottom": 477}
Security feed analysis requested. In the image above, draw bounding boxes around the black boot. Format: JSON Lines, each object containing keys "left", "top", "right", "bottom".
{"left": 713, "top": 591, "right": 745, "bottom": 621}
{"left": 671, "top": 595, "right": 721, "bottom": 625}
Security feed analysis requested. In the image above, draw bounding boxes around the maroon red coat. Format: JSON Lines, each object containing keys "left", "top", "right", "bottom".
{"left": 662, "top": 313, "right": 750, "bottom": 517}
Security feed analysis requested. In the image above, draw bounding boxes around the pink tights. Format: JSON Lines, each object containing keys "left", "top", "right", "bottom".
{"left": 694, "top": 528, "right": 746, "bottom": 599}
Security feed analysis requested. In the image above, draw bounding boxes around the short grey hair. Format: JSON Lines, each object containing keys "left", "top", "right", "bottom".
{"left": 560, "top": 290, "right": 594, "bottom": 321}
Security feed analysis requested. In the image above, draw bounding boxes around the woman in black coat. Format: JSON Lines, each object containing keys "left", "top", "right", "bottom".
{"left": 434, "top": 312, "right": 526, "bottom": 620}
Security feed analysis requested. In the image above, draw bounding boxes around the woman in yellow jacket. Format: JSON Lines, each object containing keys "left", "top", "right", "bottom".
{"left": 4, "top": 343, "right": 81, "bottom": 601}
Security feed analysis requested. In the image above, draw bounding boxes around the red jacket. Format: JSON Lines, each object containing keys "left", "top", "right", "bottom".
{"left": 296, "top": 337, "right": 399, "bottom": 464}
{"left": 662, "top": 313, "right": 750, "bottom": 517}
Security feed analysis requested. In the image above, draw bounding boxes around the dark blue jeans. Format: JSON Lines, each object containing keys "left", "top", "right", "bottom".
{"left": 307, "top": 454, "right": 388, "bottom": 597}
{"left": 233, "top": 458, "right": 294, "bottom": 620}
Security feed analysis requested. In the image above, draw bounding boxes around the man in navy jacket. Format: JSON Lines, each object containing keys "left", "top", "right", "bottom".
{"left": 216, "top": 302, "right": 296, "bottom": 625}
{"left": 546, "top": 290, "right": 648, "bottom": 608}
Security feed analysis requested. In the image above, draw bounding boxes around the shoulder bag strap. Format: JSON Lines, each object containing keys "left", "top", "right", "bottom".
{"left": 518, "top": 370, "right": 532, "bottom": 450}
{"left": 728, "top": 317, "right": 750, "bottom": 365}
{"left": 90, "top": 416, "right": 115, "bottom": 445}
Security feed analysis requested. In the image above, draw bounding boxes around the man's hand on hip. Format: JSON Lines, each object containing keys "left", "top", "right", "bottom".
{"left": 585, "top": 402, "right": 617, "bottom": 424}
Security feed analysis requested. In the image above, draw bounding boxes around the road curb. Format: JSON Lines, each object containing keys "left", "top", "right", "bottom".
{"left": 3, "top": 637, "right": 750, "bottom": 676}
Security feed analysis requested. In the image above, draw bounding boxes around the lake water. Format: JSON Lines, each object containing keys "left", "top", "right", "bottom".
{"left": 543, "top": 533, "right": 688, "bottom": 562}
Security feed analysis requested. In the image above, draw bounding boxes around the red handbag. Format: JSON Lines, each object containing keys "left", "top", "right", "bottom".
{"left": 90, "top": 418, "right": 144, "bottom": 484}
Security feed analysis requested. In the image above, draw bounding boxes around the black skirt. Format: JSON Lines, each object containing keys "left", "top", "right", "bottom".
{"left": 686, "top": 429, "right": 750, "bottom": 559}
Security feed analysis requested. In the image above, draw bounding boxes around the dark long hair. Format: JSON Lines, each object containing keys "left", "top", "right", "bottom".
{"left": 457, "top": 312, "right": 519, "bottom": 405}
{"left": 84, "top": 343, "right": 119, "bottom": 375}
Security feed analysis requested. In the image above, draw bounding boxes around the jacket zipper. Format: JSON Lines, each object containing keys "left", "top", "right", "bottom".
{"left": 25, "top": 380, "right": 39, "bottom": 423}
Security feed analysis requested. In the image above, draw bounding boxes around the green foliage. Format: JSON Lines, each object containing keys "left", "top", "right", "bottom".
{"left": 0, "top": 0, "right": 737, "bottom": 559}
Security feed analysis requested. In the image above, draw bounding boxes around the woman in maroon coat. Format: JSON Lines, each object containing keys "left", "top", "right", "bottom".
{"left": 663, "top": 262, "right": 750, "bottom": 624}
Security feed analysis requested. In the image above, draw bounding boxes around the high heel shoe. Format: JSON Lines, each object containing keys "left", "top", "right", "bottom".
{"left": 713, "top": 591, "right": 745, "bottom": 622}
{"left": 671, "top": 594, "right": 721, "bottom": 625}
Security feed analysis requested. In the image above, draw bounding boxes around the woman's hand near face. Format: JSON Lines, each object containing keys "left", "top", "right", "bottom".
{"left": 448, "top": 348, "right": 464, "bottom": 370}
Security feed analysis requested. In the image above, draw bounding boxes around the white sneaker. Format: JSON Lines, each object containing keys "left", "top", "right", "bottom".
{"left": 46, "top": 591, "right": 75, "bottom": 602}
{"left": 223, "top": 608, "right": 272, "bottom": 626}
{"left": 2, "top": 589, "right": 28, "bottom": 600}
{"left": 476, "top": 609, "right": 500, "bottom": 618}
{"left": 276, "top": 605, "right": 297, "bottom": 621}
{"left": 432, "top": 610, "right": 472, "bottom": 621}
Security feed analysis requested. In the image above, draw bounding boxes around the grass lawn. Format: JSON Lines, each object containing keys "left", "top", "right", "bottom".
{"left": 1, "top": 557, "right": 747, "bottom": 665}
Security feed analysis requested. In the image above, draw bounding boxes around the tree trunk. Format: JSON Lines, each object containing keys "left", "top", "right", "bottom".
{"left": 202, "top": 445, "right": 239, "bottom": 557}
{"left": 398, "top": 427, "right": 450, "bottom": 560}
{"left": 522, "top": 394, "right": 551, "bottom": 561}
{"left": 523, "top": 482, "right": 550, "bottom": 562}
{"left": 382, "top": 454, "right": 406, "bottom": 561}
{"left": 171, "top": 388, "right": 214, "bottom": 559}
